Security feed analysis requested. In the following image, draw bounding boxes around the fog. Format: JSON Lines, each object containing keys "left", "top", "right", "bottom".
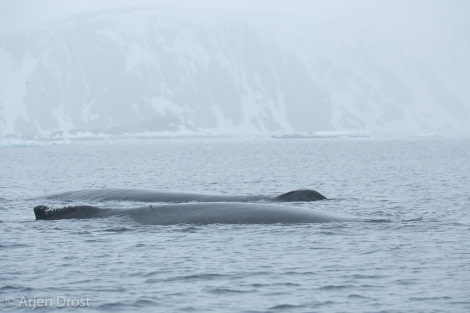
{"left": 1, "top": 0, "right": 469, "bottom": 137}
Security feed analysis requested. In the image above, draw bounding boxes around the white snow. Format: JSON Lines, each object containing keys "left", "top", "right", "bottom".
{"left": 0, "top": 7, "right": 469, "bottom": 138}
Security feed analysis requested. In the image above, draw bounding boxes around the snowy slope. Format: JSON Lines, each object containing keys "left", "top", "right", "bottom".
{"left": 0, "top": 8, "right": 468, "bottom": 138}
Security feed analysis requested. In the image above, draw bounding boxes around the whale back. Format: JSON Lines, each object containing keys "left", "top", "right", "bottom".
{"left": 128, "top": 203, "right": 343, "bottom": 224}
{"left": 34, "top": 202, "right": 351, "bottom": 224}
{"left": 41, "top": 188, "right": 327, "bottom": 203}
{"left": 42, "top": 189, "right": 267, "bottom": 203}
{"left": 273, "top": 189, "right": 327, "bottom": 202}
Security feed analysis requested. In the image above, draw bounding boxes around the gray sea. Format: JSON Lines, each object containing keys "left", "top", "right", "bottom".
{"left": 1, "top": 137, "right": 469, "bottom": 312}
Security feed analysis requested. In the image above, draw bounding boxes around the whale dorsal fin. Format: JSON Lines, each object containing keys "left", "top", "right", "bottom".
{"left": 273, "top": 189, "right": 327, "bottom": 202}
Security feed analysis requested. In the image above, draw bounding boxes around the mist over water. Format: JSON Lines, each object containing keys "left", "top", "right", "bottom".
{"left": 1, "top": 1, "right": 469, "bottom": 137}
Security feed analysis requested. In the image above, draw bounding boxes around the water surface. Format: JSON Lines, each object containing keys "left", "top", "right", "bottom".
{"left": 1, "top": 137, "right": 469, "bottom": 312}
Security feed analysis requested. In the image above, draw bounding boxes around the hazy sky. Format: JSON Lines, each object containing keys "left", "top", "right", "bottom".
{"left": 2, "top": 0, "right": 469, "bottom": 34}
{"left": 2, "top": 0, "right": 469, "bottom": 101}
{"left": 3, "top": 0, "right": 469, "bottom": 59}
{"left": 2, "top": 0, "right": 468, "bottom": 88}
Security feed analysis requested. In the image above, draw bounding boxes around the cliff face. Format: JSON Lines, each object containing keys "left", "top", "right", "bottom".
{"left": 1, "top": 9, "right": 468, "bottom": 137}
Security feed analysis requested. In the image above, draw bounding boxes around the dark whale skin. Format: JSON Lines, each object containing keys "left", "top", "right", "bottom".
{"left": 41, "top": 189, "right": 327, "bottom": 203}
{"left": 34, "top": 202, "right": 352, "bottom": 225}
{"left": 273, "top": 189, "right": 327, "bottom": 202}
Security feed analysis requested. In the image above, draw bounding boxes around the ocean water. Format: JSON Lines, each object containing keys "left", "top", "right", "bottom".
{"left": 1, "top": 137, "right": 469, "bottom": 312}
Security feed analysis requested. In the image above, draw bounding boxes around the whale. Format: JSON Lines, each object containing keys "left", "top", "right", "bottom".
{"left": 41, "top": 188, "right": 327, "bottom": 203}
{"left": 34, "top": 202, "right": 351, "bottom": 225}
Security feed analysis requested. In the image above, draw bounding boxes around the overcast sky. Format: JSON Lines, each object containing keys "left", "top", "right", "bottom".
{"left": 2, "top": 1, "right": 468, "bottom": 79}
{"left": 1, "top": 0, "right": 468, "bottom": 87}
{"left": 2, "top": 0, "right": 468, "bottom": 93}
{"left": 2, "top": 0, "right": 469, "bottom": 34}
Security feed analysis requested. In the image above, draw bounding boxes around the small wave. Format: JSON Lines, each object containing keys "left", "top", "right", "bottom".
{"left": 394, "top": 278, "right": 418, "bottom": 285}
{"left": 0, "top": 285, "right": 34, "bottom": 292}
{"left": 0, "top": 243, "right": 31, "bottom": 249}
{"left": 403, "top": 217, "right": 423, "bottom": 222}
{"left": 207, "top": 287, "right": 253, "bottom": 294}
{"left": 134, "top": 299, "right": 160, "bottom": 307}
{"left": 168, "top": 226, "right": 202, "bottom": 233}
{"left": 101, "top": 226, "right": 135, "bottom": 233}
{"left": 358, "top": 248, "right": 382, "bottom": 255}
{"left": 409, "top": 296, "right": 452, "bottom": 301}
{"left": 86, "top": 286, "right": 126, "bottom": 292}
{"left": 348, "top": 294, "right": 372, "bottom": 299}
{"left": 350, "top": 274, "right": 384, "bottom": 280}
{"left": 319, "top": 284, "right": 353, "bottom": 290}
{"left": 282, "top": 271, "right": 316, "bottom": 276}
{"left": 151, "top": 273, "right": 226, "bottom": 283}
{"left": 364, "top": 218, "right": 392, "bottom": 223}
{"left": 273, "top": 282, "right": 301, "bottom": 287}
{"left": 97, "top": 302, "right": 130, "bottom": 310}
{"left": 269, "top": 304, "right": 306, "bottom": 310}
{"left": 70, "top": 230, "right": 92, "bottom": 235}
{"left": 141, "top": 270, "right": 167, "bottom": 278}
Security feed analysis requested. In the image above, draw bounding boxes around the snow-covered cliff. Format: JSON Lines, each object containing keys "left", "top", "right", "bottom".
{"left": 1, "top": 8, "right": 468, "bottom": 138}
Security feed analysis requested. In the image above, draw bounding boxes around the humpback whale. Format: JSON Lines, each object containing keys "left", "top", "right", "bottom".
{"left": 42, "top": 188, "right": 327, "bottom": 203}
{"left": 34, "top": 202, "right": 352, "bottom": 225}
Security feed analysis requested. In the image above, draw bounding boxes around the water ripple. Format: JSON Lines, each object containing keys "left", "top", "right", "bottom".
{"left": 1, "top": 138, "right": 469, "bottom": 313}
